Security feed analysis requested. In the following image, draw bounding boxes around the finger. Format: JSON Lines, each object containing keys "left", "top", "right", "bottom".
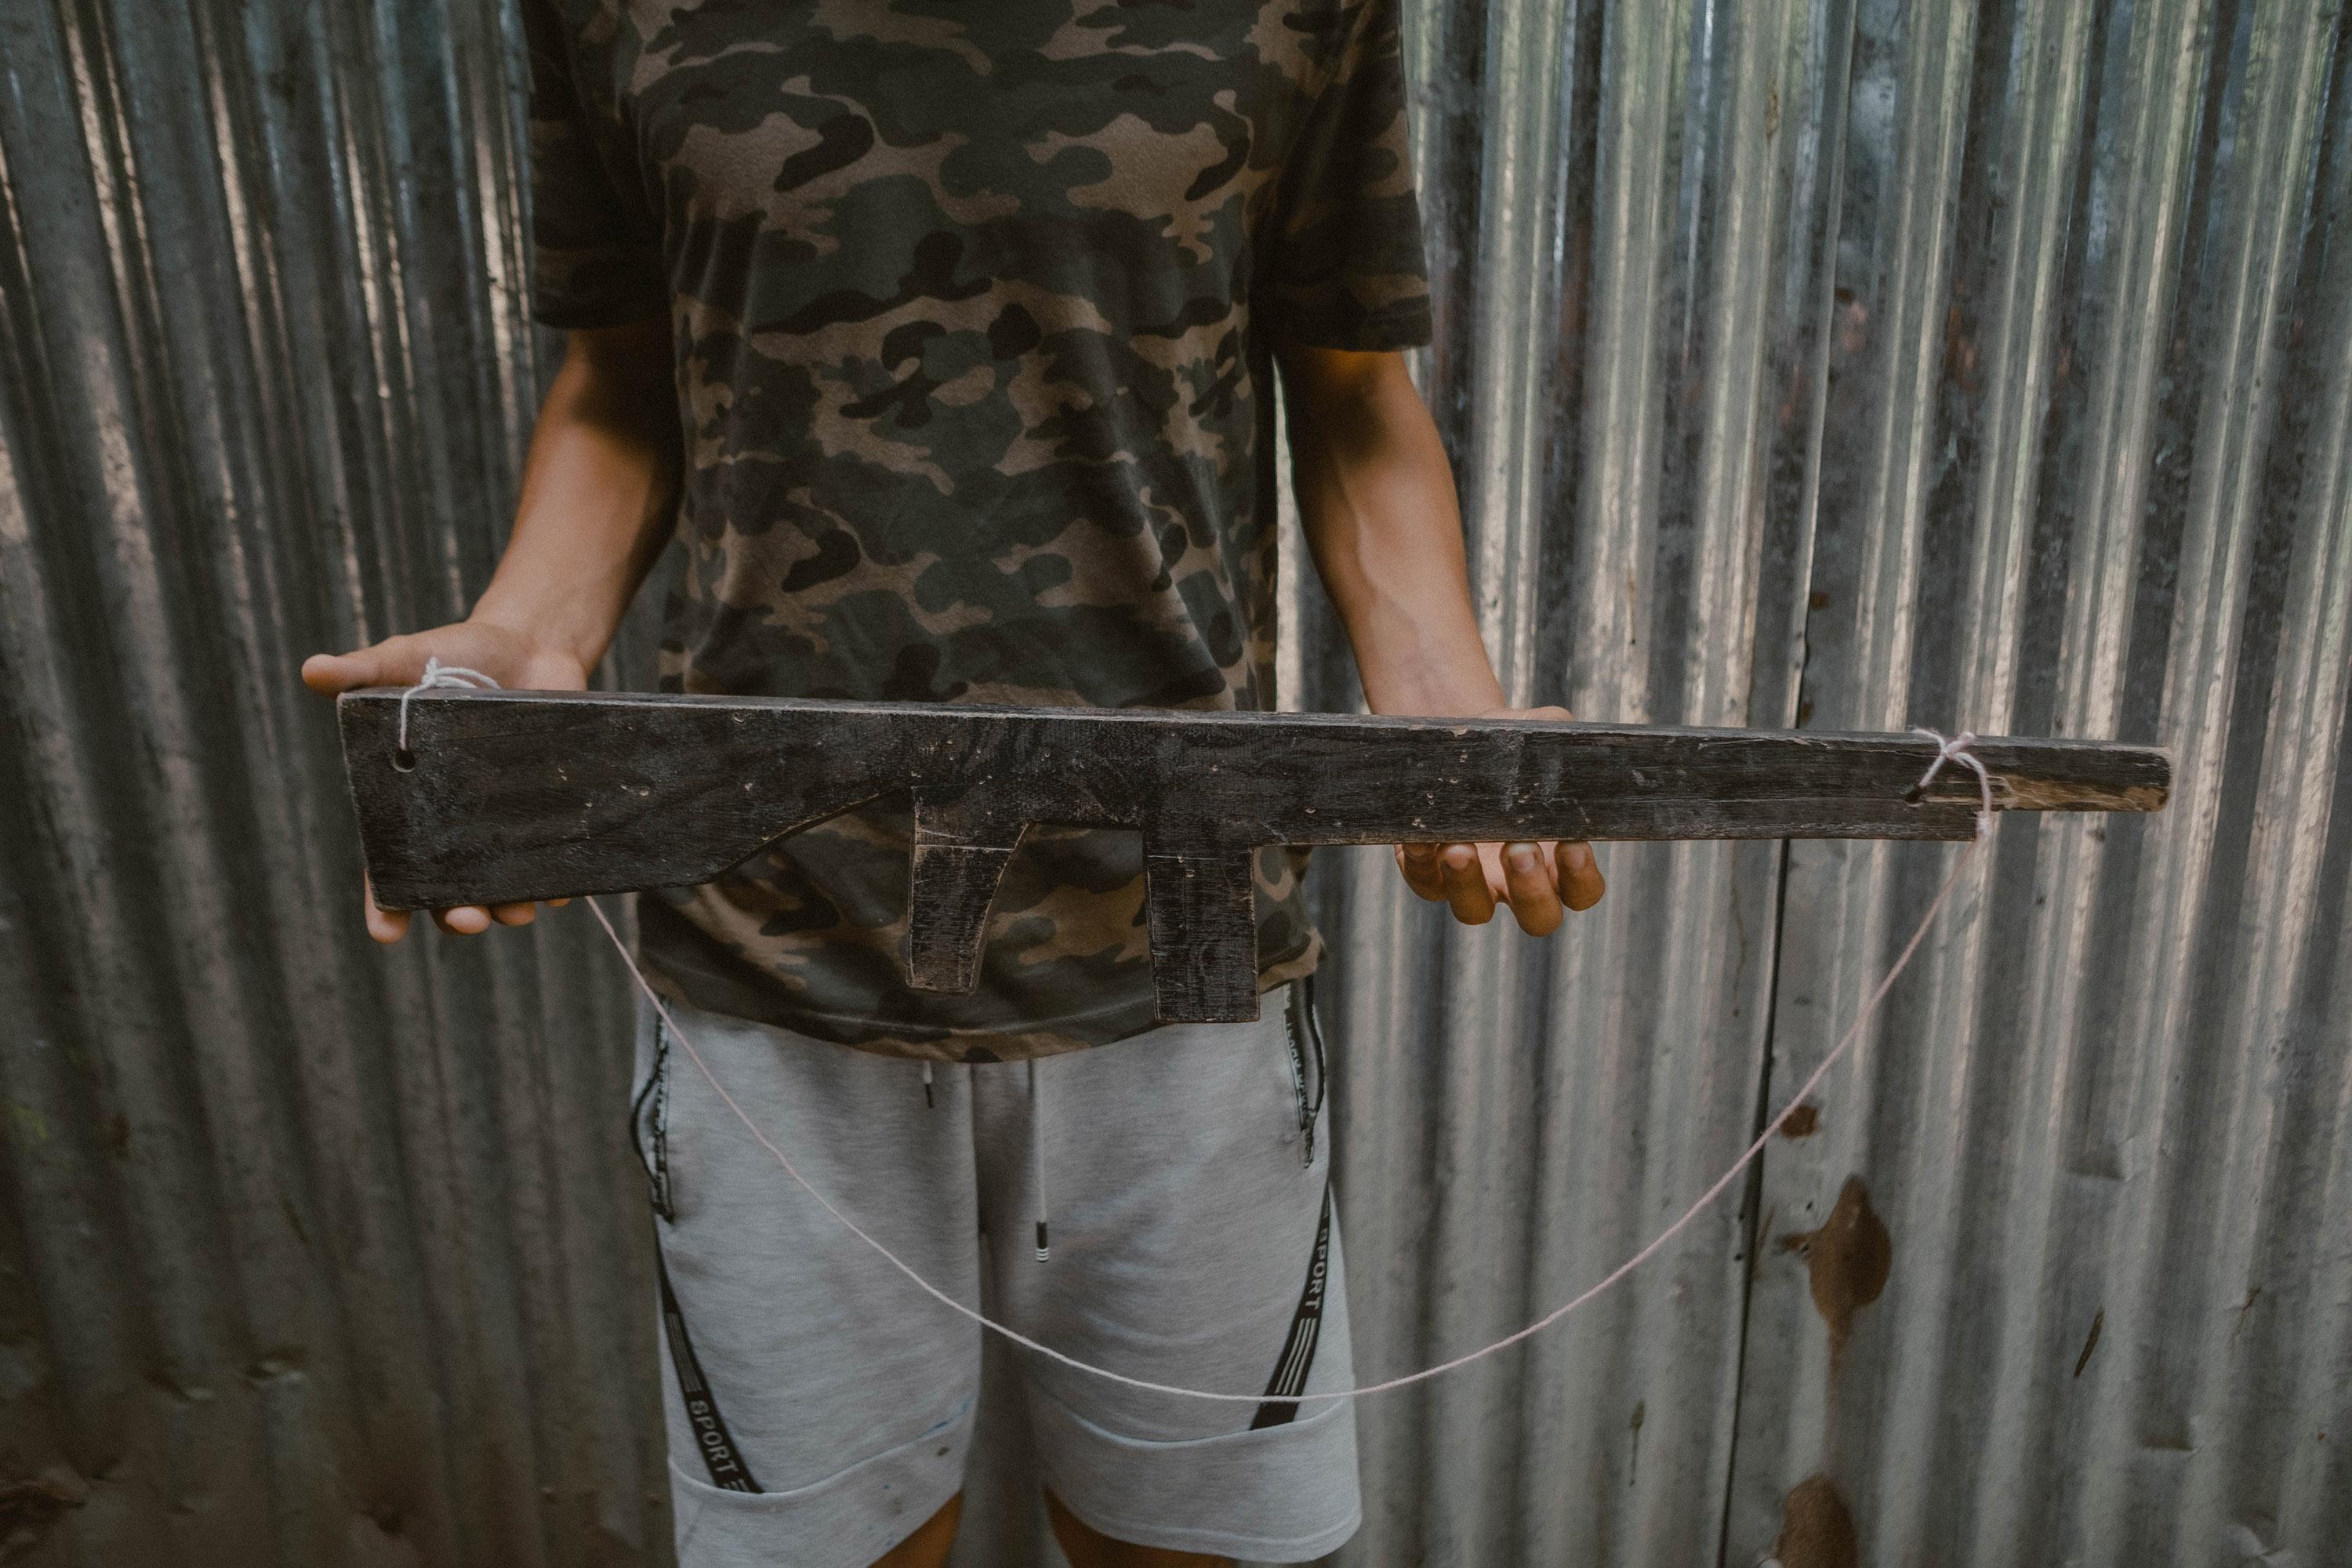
{"left": 1439, "top": 843, "right": 1497, "bottom": 925}
{"left": 299, "top": 652, "right": 350, "bottom": 695}
{"left": 1500, "top": 841, "right": 1564, "bottom": 935}
{"left": 1557, "top": 840, "right": 1606, "bottom": 911}
{"left": 365, "top": 902, "right": 411, "bottom": 942}
{"left": 549, "top": 897, "right": 572, "bottom": 908}
{"left": 363, "top": 877, "right": 411, "bottom": 944}
{"left": 490, "top": 902, "right": 539, "bottom": 927}
{"left": 434, "top": 905, "right": 493, "bottom": 935}
{"left": 1396, "top": 843, "right": 1447, "bottom": 901}
{"left": 301, "top": 634, "right": 426, "bottom": 696}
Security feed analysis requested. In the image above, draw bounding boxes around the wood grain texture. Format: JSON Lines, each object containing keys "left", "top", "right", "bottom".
{"left": 339, "top": 691, "right": 2172, "bottom": 1021}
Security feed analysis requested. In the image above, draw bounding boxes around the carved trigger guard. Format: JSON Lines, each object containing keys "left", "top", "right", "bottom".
{"left": 905, "top": 786, "right": 1022, "bottom": 996}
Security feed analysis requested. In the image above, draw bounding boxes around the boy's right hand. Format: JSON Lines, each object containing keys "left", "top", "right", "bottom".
{"left": 302, "top": 621, "right": 590, "bottom": 944}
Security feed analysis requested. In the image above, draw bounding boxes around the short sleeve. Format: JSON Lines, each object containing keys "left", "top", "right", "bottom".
{"left": 1263, "top": 0, "right": 1433, "bottom": 350}
{"left": 523, "top": 0, "right": 668, "bottom": 328}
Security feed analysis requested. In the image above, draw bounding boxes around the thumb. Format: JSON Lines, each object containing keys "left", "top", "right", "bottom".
{"left": 301, "top": 634, "right": 427, "bottom": 697}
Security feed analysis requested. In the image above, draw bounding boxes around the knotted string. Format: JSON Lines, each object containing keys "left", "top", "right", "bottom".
{"left": 1907, "top": 725, "right": 1996, "bottom": 839}
{"left": 395, "top": 657, "right": 501, "bottom": 760}
{"left": 567, "top": 728, "right": 1997, "bottom": 1410}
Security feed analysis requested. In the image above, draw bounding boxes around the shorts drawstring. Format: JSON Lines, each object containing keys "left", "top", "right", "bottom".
{"left": 1029, "top": 1057, "right": 1051, "bottom": 1262}
{"left": 915, "top": 1056, "right": 1046, "bottom": 1259}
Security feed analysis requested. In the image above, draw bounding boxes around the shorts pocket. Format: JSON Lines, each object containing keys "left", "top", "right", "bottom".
{"left": 631, "top": 1014, "right": 676, "bottom": 1221}
{"left": 1279, "top": 979, "right": 1330, "bottom": 1168}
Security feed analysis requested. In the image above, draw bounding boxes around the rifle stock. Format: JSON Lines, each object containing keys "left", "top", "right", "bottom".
{"left": 338, "top": 690, "right": 2170, "bottom": 1021}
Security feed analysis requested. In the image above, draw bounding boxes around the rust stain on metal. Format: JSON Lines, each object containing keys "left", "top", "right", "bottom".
{"left": 1780, "top": 1102, "right": 1821, "bottom": 1138}
{"left": 1773, "top": 1472, "right": 1859, "bottom": 1568}
{"left": 2073, "top": 1309, "right": 2103, "bottom": 1377}
{"left": 1779, "top": 1175, "right": 1892, "bottom": 1359}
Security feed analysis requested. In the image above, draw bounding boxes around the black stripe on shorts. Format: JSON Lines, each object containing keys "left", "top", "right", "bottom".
{"left": 1250, "top": 1179, "right": 1334, "bottom": 1430}
{"left": 657, "top": 1247, "right": 763, "bottom": 1491}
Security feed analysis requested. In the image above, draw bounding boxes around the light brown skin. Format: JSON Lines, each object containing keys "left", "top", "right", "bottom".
{"left": 869, "top": 1492, "right": 1229, "bottom": 1568}
{"left": 301, "top": 320, "right": 1604, "bottom": 1568}
{"left": 1279, "top": 344, "right": 1605, "bottom": 926}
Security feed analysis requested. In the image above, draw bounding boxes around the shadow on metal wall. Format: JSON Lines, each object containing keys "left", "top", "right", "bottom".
{"left": 0, "top": 1, "right": 666, "bottom": 1563}
{"left": 2, "top": 2, "right": 2348, "bottom": 1567}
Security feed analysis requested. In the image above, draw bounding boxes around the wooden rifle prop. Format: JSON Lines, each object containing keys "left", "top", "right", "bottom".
{"left": 337, "top": 690, "right": 2170, "bottom": 1022}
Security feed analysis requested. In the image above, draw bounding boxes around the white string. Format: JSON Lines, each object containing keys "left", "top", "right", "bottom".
{"left": 397, "top": 657, "right": 501, "bottom": 754}
{"left": 575, "top": 728, "right": 1997, "bottom": 1409}
{"left": 1913, "top": 726, "right": 1996, "bottom": 839}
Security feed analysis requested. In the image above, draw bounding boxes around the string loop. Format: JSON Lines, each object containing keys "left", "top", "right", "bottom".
{"left": 1909, "top": 728, "right": 1995, "bottom": 840}
{"left": 396, "top": 657, "right": 502, "bottom": 760}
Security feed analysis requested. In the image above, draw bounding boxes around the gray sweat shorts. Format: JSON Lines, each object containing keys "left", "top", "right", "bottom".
{"left": 630, "top": 982, "right": 1359, "bottom": 1567}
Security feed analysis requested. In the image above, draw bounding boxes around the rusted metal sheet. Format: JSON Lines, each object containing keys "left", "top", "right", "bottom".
{"left": 4, "top": 1, "right": 2347, "bottom": 1566}
{"left": 1717, "top": 2, "right": 2352, "bottom": 1564}
{"left": 1303, "top": 1, "right": 2352, "bottom": 1565}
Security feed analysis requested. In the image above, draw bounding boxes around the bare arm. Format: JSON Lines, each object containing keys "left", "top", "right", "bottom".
{"left": 302, "top": 315, "right": 681, "bottom": 940}
{"left": 474, "top": 317, "right": 681, "bottom": 670}
{"left": 1279, "top": 344, "right": 1604, "bottom": 931}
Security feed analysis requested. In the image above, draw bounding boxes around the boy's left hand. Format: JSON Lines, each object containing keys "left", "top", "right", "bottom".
{"left": 1393, "top": 705, "right": 1606, "bottom": 934}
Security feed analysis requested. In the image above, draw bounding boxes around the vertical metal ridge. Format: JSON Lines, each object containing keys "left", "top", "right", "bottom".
{"left": 1566, "top": 0, "right": 1686, "bottom": 725}
{"left": 2073, "top": 4, "right": 2343, "bottom": 1559}
{"left": 1709, "top": 2, "right": 1865, "bottom": 1556}
{"left": 1328, "top": 0, "right": 2341, "bottom": 1562}
{"left": 2175, "top": 297, "right": 2352, "bottom": 1559}
{"left": 1968, "top": 4, "right": 2214, "bottom": 1559}
{"left": 1864, "top": 5, "right": 2100, "bottom": 1559}
{"left": 1408, "top": 0, "right": 1592, "bottom": 1552}
{"left": 1464, "top": 0, "right": 1577, "bottom": 702}
{"left": 1501, "top": 5, "right": 1690, "bottom": 1562}
{"left": 1726, "top": 3, "right": 1980, "bottom": 1556}
{"left": 2263, "top": 36, "right": 2352, "bottom": 1544}
{"left": 2, "top": 1, "right": 664, "bottom": 1563}
{"left": 2130, "top": 11, "right": 2352, "bottom": 1558}
{"left": 1519, "top": 6, "right": 1813, "bottom": 1565}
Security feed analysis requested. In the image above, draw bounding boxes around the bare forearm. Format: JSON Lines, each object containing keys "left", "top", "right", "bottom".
{"left": 1280, "top": 344, "right": 1606, "bottom": 927}
{"left": 1279, "top": 348, "right": 1501, "bottom": 717}
{"left": 473, "top": 319, "right": 681, "bottom": 670}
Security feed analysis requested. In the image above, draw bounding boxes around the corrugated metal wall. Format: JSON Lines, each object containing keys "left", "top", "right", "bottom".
{"left": 1299, "top": 0, "right": 2352, "bottom": 1564}
{"left": 0, "top": 2, "right": 666, "bottom": 1563}
{"left": 3, "top": 3, "right": 2347, "bottom": 1567}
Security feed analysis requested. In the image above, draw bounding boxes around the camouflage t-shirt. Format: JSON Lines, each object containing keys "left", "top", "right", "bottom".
{"left": 524, "top": 0, "right": 1432, "bottom": 1060}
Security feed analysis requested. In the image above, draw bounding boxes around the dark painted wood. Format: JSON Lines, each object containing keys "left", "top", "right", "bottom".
{"left": 1142, "top": 851, "right": 1263, "bottom": 1022}
{"left": 339, "top": 690, "right": 2172, "bottom": 1021}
